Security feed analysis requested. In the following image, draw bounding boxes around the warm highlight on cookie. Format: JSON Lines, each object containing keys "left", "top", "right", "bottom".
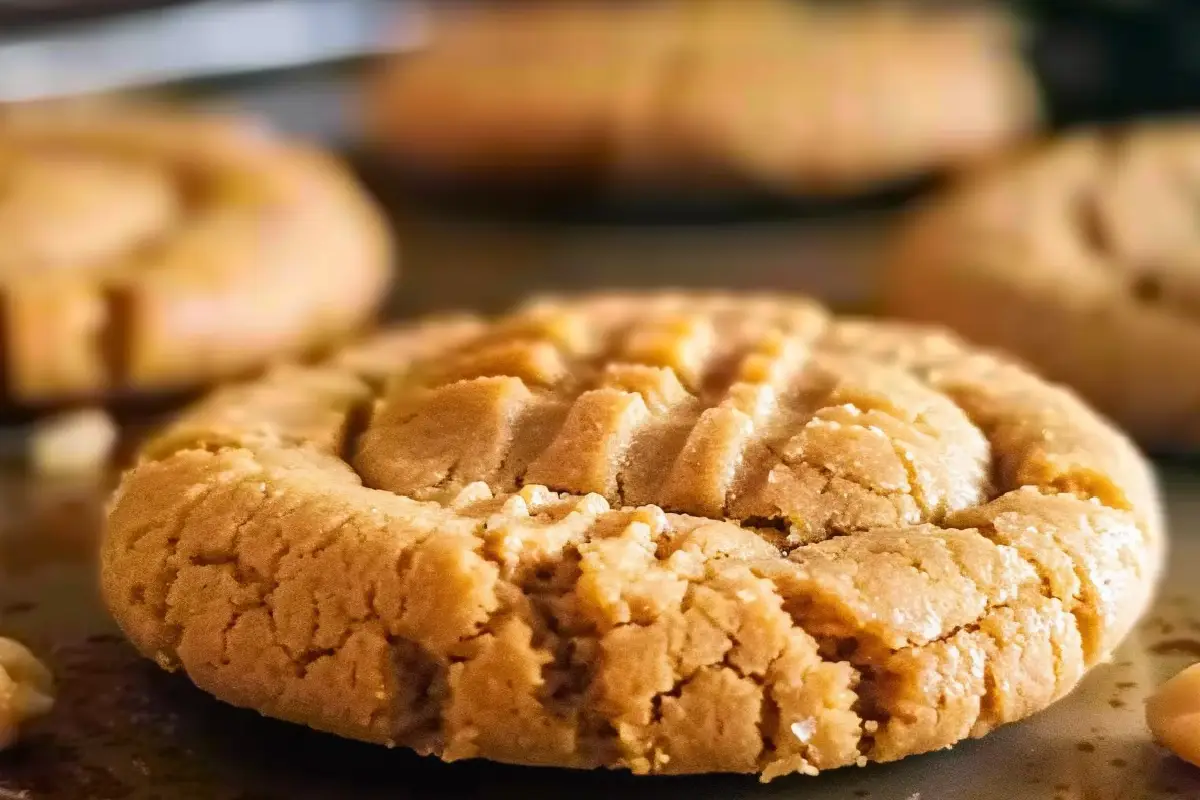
{"left": 0, "top": 104, "right": 392, "bottom": 404}
{"left": 366, "top": 0, "right": 1037, "bottom": 194}
{"left": 102, "top": 293, "right": 1161, "bottom": 780}
{"left": 884, "top": 122, "right": 1200, "bottom": 449}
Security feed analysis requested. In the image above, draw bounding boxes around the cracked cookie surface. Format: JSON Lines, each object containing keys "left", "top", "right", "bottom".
{"left": 102, "top": 292, "right": 1162, "bottom": 780}
{"left": 365, "top": 0, "right": 1037, "bottom": 195}
{"left": 885, "top": 122, "right": 1200, "bottom": 449}
{"left": 0, "top": 103, "right": 392, "bottom": 404}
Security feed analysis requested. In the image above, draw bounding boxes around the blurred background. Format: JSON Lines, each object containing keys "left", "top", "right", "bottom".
{"left": 3, "top": 0, "right": 1197, "bottom": 320}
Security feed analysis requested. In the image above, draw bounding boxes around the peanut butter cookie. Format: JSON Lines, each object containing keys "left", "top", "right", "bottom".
{"left": 0, "top": 104, "right": 392, "bottom": 404}
{"left": 102, "top": 292, "right": 1161, "bottom": 780}
{"left": 885, "top": 122, "right": 1200, "bottom": 449}
{"left": 365, "top": 0, "right": 1037, "bottom": 194}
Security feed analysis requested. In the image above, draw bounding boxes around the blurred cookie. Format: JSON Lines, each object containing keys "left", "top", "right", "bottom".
{"left": 884, "top": 122, "right": 1200, "bottom": 449}
{"left": 103, "top": 291, "right": 1160, "bottom": 779}
{"left": 365, "top": 0, "right": 1038, "bottom": 194}
{"left": 0, "top": 104, "right": 393, "bottom": 404}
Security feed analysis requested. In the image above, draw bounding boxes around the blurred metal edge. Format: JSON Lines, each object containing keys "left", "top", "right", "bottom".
{"left": 0, "top": 0, "right": 430, "bottom": 103}
{"left": 0, "top": 1, "right": 187, "bottom": 29}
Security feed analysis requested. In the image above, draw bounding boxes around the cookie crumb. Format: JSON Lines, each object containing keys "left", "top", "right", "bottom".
{"left": 29, "top": 408, "right": 117, "bottom": 476}
{"left": 0, "top": 638, "right": 56, "bottom": 750}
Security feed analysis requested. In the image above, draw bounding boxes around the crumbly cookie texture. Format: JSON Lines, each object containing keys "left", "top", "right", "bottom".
{"left": 0, "top": 638, "right": 55, "bottom": 750}
{"left": 102, "top": 292, "right": 1162, "bottom": 780}
{"left": 365, "top": 0, "right": 1037, "bottom": 193}
{"left": 885, "top": 122, "right": 1200, "bottom": 449}
{"left": 0, "top": 103, "right": 392, "bottom": 404}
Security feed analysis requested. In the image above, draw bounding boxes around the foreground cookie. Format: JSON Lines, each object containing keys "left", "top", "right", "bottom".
{"left": 0, "top": 104, "right": 392, "bottom": 404}
{"left": 366, "top": 0, "right": 1036, "bottom": 195}
{"left": 102, "top": 293, "right": 1161, "bottom": 779}
{"left": 885, "top": 122, "right": 1200, "bottom": 449}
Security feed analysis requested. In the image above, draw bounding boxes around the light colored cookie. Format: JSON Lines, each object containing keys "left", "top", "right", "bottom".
{"left": 102, "top": 291, "right": 1162, "bottom": 780}
{"left": 0, "top": 103, "right": 393, "bottom": 404}
{"left": 884, "top": 122, "right": 1200, "bottom": 449}
{"left": 365, "top": 0, "right": 1038, "bottom": 193}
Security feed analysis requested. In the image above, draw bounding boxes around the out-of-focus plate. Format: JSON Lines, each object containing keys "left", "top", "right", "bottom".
{"left": 0, "top": 0, "right": 421, "bottom": 102}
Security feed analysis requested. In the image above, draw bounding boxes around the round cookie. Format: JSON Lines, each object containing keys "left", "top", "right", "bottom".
{"left": 102, "top": 292, "right": 1161, "bottom": 780}
{"left": 0, "top": 103, "right": 393, "bottom": 404}
{"left": 884, "top": 122, "right": 1200, "bottom": 449}
{"left": 365, "top": 0, "right": 1038, "bottom": 195}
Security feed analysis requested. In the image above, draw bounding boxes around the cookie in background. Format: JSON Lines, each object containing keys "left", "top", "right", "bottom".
{"left": 883, "top": 121, "right": 1200, "bottom": 451}
{"left": 363, "top": 0, "right": 1039, "bottom": 198}
{"left": 0, "top": 101, "right": 394, "bottom": 409}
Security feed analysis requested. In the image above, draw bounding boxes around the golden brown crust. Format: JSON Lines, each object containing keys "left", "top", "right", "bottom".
{"left": 884, "top": 122, "right": 1200, "bottom": 448}
{"left": 364, "top": 0, "right": 1038, "bottom": 193}
{"left": 0, "top": 104, "right": 393, "bottom": 403}
{"left": 102, "top": 292, "right": 1161, "bottom": 779}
